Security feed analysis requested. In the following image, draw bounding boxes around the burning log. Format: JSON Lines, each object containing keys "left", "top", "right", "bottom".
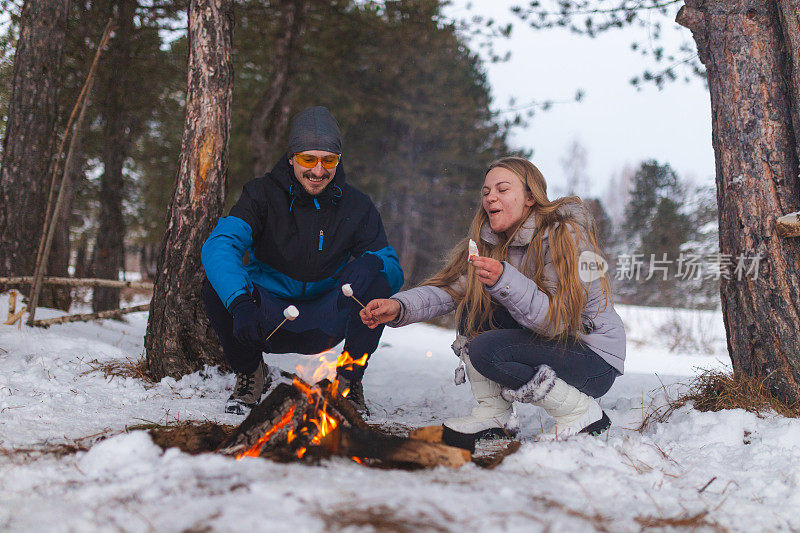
{"left": 337, "top": 426, "right": 470, "bottom": 468}
{"left": 217, "top": 370, "right": 471, "bottom": 469}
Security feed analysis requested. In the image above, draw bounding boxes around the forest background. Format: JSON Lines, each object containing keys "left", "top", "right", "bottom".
{"left": 0, "top": 0, "right": 720, "bottom": 313}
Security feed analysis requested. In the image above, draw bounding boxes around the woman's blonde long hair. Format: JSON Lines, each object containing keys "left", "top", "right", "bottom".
{"left": 423, "top": 157, "right": 612, "bottom": 340}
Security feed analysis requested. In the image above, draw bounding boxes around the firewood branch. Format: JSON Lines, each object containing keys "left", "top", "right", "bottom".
{"left": 0, "top": 277, "right": 153, "bottom": 290}
{"left": 30, "top": 304, "right": 150, "bottom": 327}
{"left": 319, "top": 381, "right": 371, "bottom": 432}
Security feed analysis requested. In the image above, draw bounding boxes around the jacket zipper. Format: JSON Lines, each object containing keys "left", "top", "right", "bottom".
{"left": 318, "top": 230, "right": 324, "bottom": 251}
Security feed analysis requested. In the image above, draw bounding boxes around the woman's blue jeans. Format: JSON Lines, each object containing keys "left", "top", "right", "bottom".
{"left": 464, "top": 309, "right": 617, "bottom": 398}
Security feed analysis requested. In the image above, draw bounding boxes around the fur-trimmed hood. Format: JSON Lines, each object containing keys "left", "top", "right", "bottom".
{"left": 479, "top": 200, "right": 593, "bottom": 247}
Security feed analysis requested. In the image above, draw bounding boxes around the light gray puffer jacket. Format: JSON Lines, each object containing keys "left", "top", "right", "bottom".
{"left": 389, "top": 202, "right": 626, "bottom": 374}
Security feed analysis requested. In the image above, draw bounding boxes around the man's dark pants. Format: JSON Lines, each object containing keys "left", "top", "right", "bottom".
{"left": 202, "top": 276, "right": 392, "bottom": 382}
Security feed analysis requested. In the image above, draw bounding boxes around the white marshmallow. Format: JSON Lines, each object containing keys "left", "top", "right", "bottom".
{"left": 341, "top": 283, "right": 354, "bottom": 297}
{"left": 283, "top": 305, "right": 299, "bottom": 320}
{"left": 468, "top": 239, "right": 479, "bottom": 260}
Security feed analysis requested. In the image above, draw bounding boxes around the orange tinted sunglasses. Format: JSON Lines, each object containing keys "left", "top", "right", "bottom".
{"left": 293, "top": 152, "right": 341, "bottom": 169}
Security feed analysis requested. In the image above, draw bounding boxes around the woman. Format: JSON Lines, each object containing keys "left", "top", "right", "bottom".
{"left": 361, "top": 157, "right": 626, "bottom": 450}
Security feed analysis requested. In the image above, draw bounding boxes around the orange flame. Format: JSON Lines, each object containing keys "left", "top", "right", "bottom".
{"left": 239, "top": 351, "right": 371, "bottom": 462}
{"left": 309, "top": 407, "right": 338, "bottom": 445}
{"left": 290, "top": 378, "right": 339, "bottom": 453}
{"left": 295, "top": 349, "right": 339, "bottom": 384}
{"left": 336, "top": 351, "right": 369, "bottom": 372}
{"left": 295, "top": 350, "right": 369, "bottom": 385}
{"left": 236, "top": 406, "right": 296, "bottom": 460}
{"left": 290, "top": 352, "right": 368, "bottom": 458}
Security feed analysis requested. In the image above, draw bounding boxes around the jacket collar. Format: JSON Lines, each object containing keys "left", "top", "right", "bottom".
{"left": 479, "top": 201, "right": 591, "bottom": 247}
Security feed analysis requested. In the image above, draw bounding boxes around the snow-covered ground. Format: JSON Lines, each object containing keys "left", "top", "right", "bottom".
{"left": 1, "top": 295, "right": 799, "bottom": 532}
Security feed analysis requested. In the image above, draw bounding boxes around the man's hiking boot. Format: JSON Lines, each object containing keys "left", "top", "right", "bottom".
{"left": 225, "top": 360, "right": 272, "bottom": 416}
{"left": 339, "top": 376, "right": 369, "bottom": 417}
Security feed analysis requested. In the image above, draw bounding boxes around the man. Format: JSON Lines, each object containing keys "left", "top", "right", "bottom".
{"left": 201, "top": 106, "right": 403, "bottom": 415}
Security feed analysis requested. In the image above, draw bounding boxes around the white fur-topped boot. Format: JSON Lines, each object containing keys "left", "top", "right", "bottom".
{"left": 501, "top": 364, "right": 610, "bottom": 437}
{"left": 442, "top": 352, "right": 519, "bottom": 452}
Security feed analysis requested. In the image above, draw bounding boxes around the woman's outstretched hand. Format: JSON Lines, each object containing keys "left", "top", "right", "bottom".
{"left": 360, "top": 298, "right": 401, "bottom": 329}
{"left": 470, "top": 256, "right": 504, "bottom": 287}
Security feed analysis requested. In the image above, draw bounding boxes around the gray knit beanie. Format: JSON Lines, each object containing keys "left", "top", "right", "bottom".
{"left": 287, "top": 106, "right": 342, "bottom": 154}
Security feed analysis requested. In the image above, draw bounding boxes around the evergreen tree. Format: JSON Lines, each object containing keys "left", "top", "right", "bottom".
{"left": 680, "top": 183, "right": 720, "bottom": 309}
{"left": 300, "top": 0, "right": 513, "bottom": 284}
{"left": 226, "top": 0, "right": 513, "bottom": 285}
{"left": 52, "top": 0, "right": 184, "bottom": 287}
{"left": 620, "top": 160, "right": 692, "bottom": 307}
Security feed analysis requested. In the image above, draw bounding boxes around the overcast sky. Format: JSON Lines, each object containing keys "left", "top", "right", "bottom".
{"left": 443, "top": 0, "right": 716, "bottom": 199}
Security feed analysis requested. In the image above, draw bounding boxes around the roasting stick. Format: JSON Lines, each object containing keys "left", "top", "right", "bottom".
{"left": 340, "top": 284, "right": 366, "bottom": 309}
{"left": 265, "top": 305, "right": 300, "bottom": 342}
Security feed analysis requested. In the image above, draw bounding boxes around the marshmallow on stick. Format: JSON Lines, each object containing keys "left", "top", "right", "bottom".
{"left": 468, "top": 239, "right": 479, "bottom": 260}
{"left": 265, "top": 305, "right": 301, "bottom": 342}
{"left": 341, "top": 283, "right": 365, "bottom": 308}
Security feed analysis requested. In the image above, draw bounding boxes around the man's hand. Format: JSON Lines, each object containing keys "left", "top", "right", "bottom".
{"left": 470, "top": 256, "right": 504, "bottom": 287}
{"left": 336, "top": 254, "right": 383, "bottom": 310}
{"left": 360, "top": 298, "right": 401, "bottom": 329}
{"left": 229, "top": 296, "right": 272, "bottom": 348}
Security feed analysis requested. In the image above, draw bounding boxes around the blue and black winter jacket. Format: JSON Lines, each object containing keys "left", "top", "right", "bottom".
{"left": 202, "top": 156, "right": 404, "bottom": 309}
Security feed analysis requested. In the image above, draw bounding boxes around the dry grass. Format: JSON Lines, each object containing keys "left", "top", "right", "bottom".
{"left": 0, "top": 429, "right": 114, "bottom": 463}
{"left": 639, "top": 369, "right": 800, "bottom": 431}
{"left": 0, "top": 442, "right": 91, "bottom": 462}
{"left": 318, "top": 504, "right": 453, "bottom": 533}
{"left": 138, "top": 421, "right": 236, "bottom": 454}
{"left": 81, "top": 356, "right": 154, "bottom": 384}
{"left": 526, "top": 495, "right": 613, "bottom": 531}
{"left": 0, "top": 421, "right": 236, "bottom": 464}
{"left": 635, "top": 510, "right": 727, "bottom": 532}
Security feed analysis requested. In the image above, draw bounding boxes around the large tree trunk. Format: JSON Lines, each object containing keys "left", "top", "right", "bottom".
{"left": 249, "top": 0, "right": 309, "bottom": 177}
{"left": 93, "top": 0, "right": 136, "bottom": 312}
{"left": 145, "top": 0, "right": 233, "bottom": 379}
{"left": 0, "top": 0, "right": 70, "bottom": 303}
{"left": 678, "top": 1, "right": 800, "bottom": 404}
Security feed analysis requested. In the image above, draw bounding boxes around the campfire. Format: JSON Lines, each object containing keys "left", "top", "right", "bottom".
{"left": 217, "top": 351, "right": 473, "bottom": 469}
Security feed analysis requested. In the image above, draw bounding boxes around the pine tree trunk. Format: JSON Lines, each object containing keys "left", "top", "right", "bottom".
{"left": 0, "top": 0, "right": 70, "bottom": 296}
{"left": 678, "top": 1, "right": 800, "bottom": 404}
{"left": 145, "top": 0, "right": 233, "bottom": 380}
{"left": 93, "top": 0, "right": 136, "bottom": 312}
